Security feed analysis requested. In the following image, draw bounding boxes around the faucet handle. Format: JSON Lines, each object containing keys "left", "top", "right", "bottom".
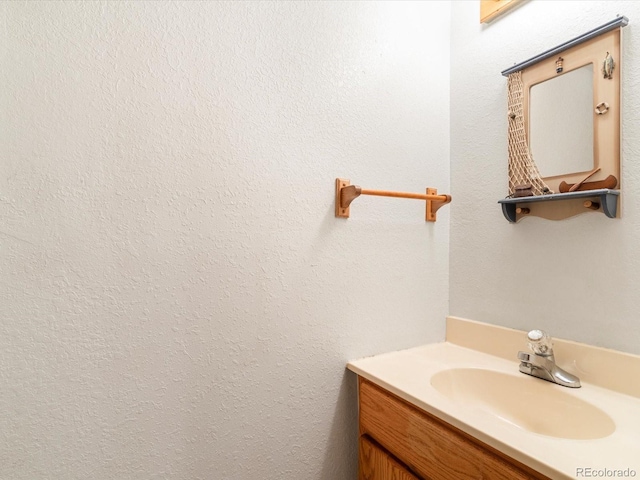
{"left": 527, "top": 329, "right": 553, "bottom": 356}
{"left": 517, "top": 351, "right": 531, "bottom": 363}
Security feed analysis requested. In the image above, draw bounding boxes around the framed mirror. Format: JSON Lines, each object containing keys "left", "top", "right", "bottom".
{"left": 519, "top": 27, "right": 621, "bottom": 194}
{"left": 499, "top": 17, "right": 627, "bottom": 222}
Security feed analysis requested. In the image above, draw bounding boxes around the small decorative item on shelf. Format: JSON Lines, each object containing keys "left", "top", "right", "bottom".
{"left": 555, "top": 56, "right": 564, "bottom": 73}
{"left": 558, "top": 174, "right": 618, "bottom": 193}
{"left": 602, "top": 52, "right": 615, "bottom": 79}
{"left": 513, "top": 184, "right": 534, "bottom": 197}
{"left": 567, "top": 167, "right": 601, "bottom": 192}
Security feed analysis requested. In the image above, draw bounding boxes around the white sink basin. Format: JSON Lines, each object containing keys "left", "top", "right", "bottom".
{"left": 430, "top": 368, "right": 615, "bottom": 440}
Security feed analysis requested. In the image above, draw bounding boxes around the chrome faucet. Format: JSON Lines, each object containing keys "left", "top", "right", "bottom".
{"left": 517, "top": 329, "right": 581, "bottom": 388}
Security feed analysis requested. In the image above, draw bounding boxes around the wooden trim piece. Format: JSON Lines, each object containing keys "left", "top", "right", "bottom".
{"left": 480, "top": 0, "right": 522, "bottom": 24}
{"left": 359, "top": 377, "right": 550, "bottom": 480}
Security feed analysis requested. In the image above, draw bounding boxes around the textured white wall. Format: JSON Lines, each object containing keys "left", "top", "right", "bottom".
{"left": 450, "top": 1, "right": 640, "bottom": 354}
{"left": 0, "top": 1, "right": 450, "bottom": 478}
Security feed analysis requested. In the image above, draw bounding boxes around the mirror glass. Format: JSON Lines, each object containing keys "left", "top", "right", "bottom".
{"left": 529, "top": 64, "right": 594, "bottom": 178}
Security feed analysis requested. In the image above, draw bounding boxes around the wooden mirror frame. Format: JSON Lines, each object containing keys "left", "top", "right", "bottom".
{"left": 521, "top": 29, "right": 621, "bottom": 194}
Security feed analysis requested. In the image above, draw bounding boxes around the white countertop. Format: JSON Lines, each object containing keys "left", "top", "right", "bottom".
{"left": 348, "top": 341, "right": 640, "bottom": 479}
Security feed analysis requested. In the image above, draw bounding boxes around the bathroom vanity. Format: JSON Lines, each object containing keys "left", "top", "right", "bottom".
{"left": 348, "top": 317, "right": 640, "bottom": 480}
{"left": 357, "top": 377, "right": 547, "bottom": 479}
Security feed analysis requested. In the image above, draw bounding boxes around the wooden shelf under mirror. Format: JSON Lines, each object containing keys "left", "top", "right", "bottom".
{"left": 498, "top": 189, "right": 619, "bottom": 223}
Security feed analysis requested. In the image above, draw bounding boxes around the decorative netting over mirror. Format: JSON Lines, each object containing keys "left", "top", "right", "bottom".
{"left": 507, "top": 71, "right": 553, "bottom": 196}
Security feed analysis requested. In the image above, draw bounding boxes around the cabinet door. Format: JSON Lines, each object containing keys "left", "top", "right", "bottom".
{"left": 359, "top": 435, "right": 420, "bottom": 480}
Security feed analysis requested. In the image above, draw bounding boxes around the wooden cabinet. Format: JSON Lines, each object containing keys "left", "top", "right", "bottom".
{"left": 357, "top": 377, "right": 550, "bottom": 480}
